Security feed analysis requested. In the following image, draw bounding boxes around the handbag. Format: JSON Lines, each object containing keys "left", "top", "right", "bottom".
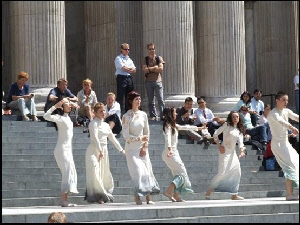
{"left": 265, "top": 157, "right": 276, "bottom": 171}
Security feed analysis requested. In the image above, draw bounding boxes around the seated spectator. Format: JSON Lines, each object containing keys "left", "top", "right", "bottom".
{"left": 6, "top": 71, "right": 39, "bottom": 121}
{"left": 76, "top": 78, "right": 98, "bottom": 122}
{"left": 250, "top": 89, "right": 265, "bottom": 127}
{"left": 44, "top": 78, "right": 78, "bottom": 114}
{"left": 176, "top": 97, "right": 204, "bottom": 143}
{"left": 47, "top": 212, "right": 67, "bottom": 223}
{"left": 194, "top": 97, "right": 225, "bottom": 137}
{"left": 239, "top": 105, "right": 268, "bottom": 146}
{"left": 234, "top": 91, "right": 257, "bottom": 126}
{"left": 104, "top": 92, "right": 122, "bottom": 134}
{"left": 258, "top": 104, "right": 272, "bottom": 142}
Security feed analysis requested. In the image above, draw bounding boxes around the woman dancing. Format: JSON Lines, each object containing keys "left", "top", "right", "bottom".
{"left": 162, "top": 107, "right": 203, "bottom": 202}
{"left": 122, "top": 91, "right": 160, "bottom": 205}
{"left": 43, "top": 99, "right": 79, "bottom": 207}
{"left": 267, "top": 91, "right": 299, "bottom": 201}
{"left": 205, "top": 111, "right": 246, "bottom": 200}
{"left": 85, "top": 102, "right": 125, "bottom": 204}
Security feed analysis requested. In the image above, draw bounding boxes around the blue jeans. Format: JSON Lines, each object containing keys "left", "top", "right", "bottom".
{"left": 246, "top": 125, "right": 267, "bottom": 143}
{"left": 295, "top": 90, "right": 299, "bottom": 114}
{"left": 145, "top": 81, "right": 165, "bottom": 118}
{"left": 8, "top": 98, "right": 37, "bottom": 116}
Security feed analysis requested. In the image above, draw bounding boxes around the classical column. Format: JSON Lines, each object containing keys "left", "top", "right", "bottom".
{"left": 245, "top": 1, "right": 257, "bottom": 93}
{"left": 195, "top": 1, "right": 246, "bottom": 115}
{"left": 142, "top": 1, "right": 195, "bottom": 108}
{"left": 254, "top": 1, "right": 298, "bottom": 109}
{"left": 9, "top": 1, "right": 66, "bottom": 106}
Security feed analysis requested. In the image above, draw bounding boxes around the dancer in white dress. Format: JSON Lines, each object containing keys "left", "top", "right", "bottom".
{"left": 85, "top": 102, "right": 125, "bottom": 204}
{"left": 205, "top": 111, "right": 246, "bottom": 200}
{"left": 267, "top": 91, "right": 299, "bottom": 201}
{"left": 162, "top": 107, "right": 204, "bottom": 202}
{"left": 43, "top": 99, "right": 79, "bottom": 207}
{"left": 122, "top": 91, "right": 160, "bottom": 205}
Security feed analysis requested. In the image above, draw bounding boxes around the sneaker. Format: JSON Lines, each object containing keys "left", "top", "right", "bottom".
{"left": 231, "top": 196, "right": 244, "bottom": 200}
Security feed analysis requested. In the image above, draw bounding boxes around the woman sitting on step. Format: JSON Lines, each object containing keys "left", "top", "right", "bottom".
{"left": 43, "top": 98, "right": 79, "bottom": 207}
{"left": 162, "top": 107, "right": 203, "bottom": 202}
{"left": 6, "top": 71, "right": 39, "bottom": 121}
{"left": 85, "top": 102, "right": 125, "bottom": 204}
{"left": 205, "top": 111, "right": 246, "bottom": 200}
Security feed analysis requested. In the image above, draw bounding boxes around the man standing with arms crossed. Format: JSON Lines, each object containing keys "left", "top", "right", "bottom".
{"left": 142, "top": 43, "right": 165, "bottom": 121}
{"left": 114, "top": 43, "right": 136, "bottom": 115}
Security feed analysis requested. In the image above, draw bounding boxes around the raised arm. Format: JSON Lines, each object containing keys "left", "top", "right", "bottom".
{"left": 287, "top": 108, "right": 299, "bottom": 122}
{"left": 43, "top": 105, "right": 62, "bottom": 123}
{"left": 270, "top": 111, "right": 294, "bottom": 130}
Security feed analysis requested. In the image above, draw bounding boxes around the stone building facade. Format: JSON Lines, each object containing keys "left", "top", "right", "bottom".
{"left": 2, "top": 1, "right": 299, "bottom": 114}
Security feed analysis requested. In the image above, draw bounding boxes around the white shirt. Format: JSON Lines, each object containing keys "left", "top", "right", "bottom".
{"left": 114, "top": 54, "right": 136, "bottom": 76}
{"left": 77, "top": 89, "right": 98, "bottom": 108}
{"left": 105, "top": 101, "right": 121, "bottom": 121}
{"left": 251, "top": 97, "right": 264, "bottom": 114}
{"left": 294, "top": 74, "right": 299, "bottom": 90}
{"left": 194, "top": 107, "right": 218, "bottom": 126}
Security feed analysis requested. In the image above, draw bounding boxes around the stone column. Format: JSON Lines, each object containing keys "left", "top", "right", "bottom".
{"left": 85, "top": 1, "right": 143, "bottom": 103}
{"left": 195, "top": 1, "right": 246, "bottom": 115}
{"left": 245, "top": 1, "right": 257, "bottom": 93}
{"left": 142, "top": 1, "right": 196, "bottom": 108}
{"left": 9, "top": 1, "right": 66, "bottom": 107}
{"left": 254, "top": 1, "right": 298, "bottom": 108}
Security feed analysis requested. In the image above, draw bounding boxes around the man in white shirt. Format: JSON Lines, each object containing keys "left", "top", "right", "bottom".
{"left": 114, "top": 43, "right": 136, "bottom": 114}
{"left": 250, "top": 89, "right": 265, "bottom": 127}
{"left": 294, "top": 71, "right": 299, "bottom": 114}
{"left": 104, "top": 92, "right": 122, "bottom": 134}
{"left": 194, "top": 97, "right": 224, "bottom": 137}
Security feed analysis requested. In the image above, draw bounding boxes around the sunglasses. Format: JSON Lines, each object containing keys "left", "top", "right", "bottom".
{"left": 148, "top": 48, "right": 155, "bottom": 50}
{"left": 122, "top": 48, "right": 130, "bottom": 51}
{"left": 198, "top": 102, "right": 205, "bottom": 104}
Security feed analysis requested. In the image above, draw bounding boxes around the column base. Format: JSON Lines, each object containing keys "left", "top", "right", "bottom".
{"left": 204, "top": 96, "right": 240, "bottom": 118}
{"left": 30, "top": 87, "right": 52, "bottom": 113}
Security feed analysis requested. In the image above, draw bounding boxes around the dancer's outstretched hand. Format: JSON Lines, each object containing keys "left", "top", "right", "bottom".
{"left": 238, "top": 152, "right": 245, "bottom": 159}
{"left": 291, "top": 126, "right": 299, "bottom": 136}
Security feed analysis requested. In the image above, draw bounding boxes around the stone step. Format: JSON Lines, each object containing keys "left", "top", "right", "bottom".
{"left": 3, "top": 190, "right": 297, "bottom": 208}
{"left": 1, "top": 159, "right": 263, "bottom": 170}
{"left": 2, "top": 198, "right": 298, "bottom": 223}
{"left": 85, "top": 213, "right": 299, "bottom": 223}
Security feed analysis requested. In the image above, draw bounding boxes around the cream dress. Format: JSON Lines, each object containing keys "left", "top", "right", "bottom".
{"left": 43, "top": 106, "right": 79, "bottom": 194}
{"left": 208, "top": 123, "right": 245, "bottom": 195}
{"left": 162, "top": 124, "right": 196, "bottom": 194}
{"left": 122, "top": 109, "right": 160, "bottom": 196}
{"left": 85, "top": 118, "right": 124, "bottom": 203}
{"left": 267, "top": 108, "right": 299, "bottom": 187}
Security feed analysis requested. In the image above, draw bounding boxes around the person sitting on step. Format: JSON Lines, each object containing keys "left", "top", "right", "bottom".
{"left": 6, "top": 71, "right": 39, "bottom": 121}
{"left": 104, "top": 92, "right": 122, "bottom": 135}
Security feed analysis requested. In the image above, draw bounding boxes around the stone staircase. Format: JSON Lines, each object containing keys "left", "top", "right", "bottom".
{"left": 2, "top": 119, "right": 299, "bottom": 223}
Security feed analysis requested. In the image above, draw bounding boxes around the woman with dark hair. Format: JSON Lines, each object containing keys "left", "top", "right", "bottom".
{"left": 85, "top": 102, "right": 125, "bottom": 204}
{"left": 122, "top": 91, "right": 160, "bottom": 205}
{"left": 43, "top": 98, "right": 79, "bottom": 207}
{"left": 162, "top": 107, "right": 203, "bottom": 202}
{"left": 205, "top": 111, "right": 246, "bottom": 200}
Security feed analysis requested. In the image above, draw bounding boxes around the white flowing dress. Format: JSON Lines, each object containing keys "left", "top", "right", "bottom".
{"left": 85, "top": 118, "right": 124, "bottom": 203}
{"left": 122, "top": 109, "right": 160, "bottom": 196}
{"left": 208, "top": 123, "right": 245, "bottom": 195}
{"left": 162, "top": 124, "right": 196, "bottom": 194}
{"left": 267, "top": 108, "right": 299, "bottom": 187}
{"left": 43, "top": 106, "right": 79, "bottom": 194}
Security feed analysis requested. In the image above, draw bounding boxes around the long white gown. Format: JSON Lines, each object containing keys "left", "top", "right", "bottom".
{"left": 208, "top": 122, "right": 245, "bottom": 195}
{"left": 162, "top": 124, "right": 196, "bottom": 194}
{"left": 267, "top": 108, "right": 299, "bottom": 187}
{"left": 122, "top": 109, "right": 160, "bottom": 196}
{"left": 85, "top": 118, "right": 124, "bottom": 203}
{"left": 43, "top": 106, "right": 79, "bottom": 194}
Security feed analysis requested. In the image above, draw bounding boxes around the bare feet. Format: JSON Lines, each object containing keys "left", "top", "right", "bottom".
{"left": 286, "top": 195, "right": 299, "bottom": 201}
{"left": 173, "top": 192, "right": 185, "bottom": 202}
{"left": 163, "top": 192, "right": 176, "bottom": 202}
{"left": 134, "top": 196, "right": 142, "bottom": 205}
{"left": 231, "top": 195, "right": 244, "bottom": 200}
{"left": 146, "top": 195, "right": 154, "bottom": 204}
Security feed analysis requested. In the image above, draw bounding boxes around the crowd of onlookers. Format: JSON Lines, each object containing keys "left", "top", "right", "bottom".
{"left": 2, "top": 43, "right": 299, "bottom": 167}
